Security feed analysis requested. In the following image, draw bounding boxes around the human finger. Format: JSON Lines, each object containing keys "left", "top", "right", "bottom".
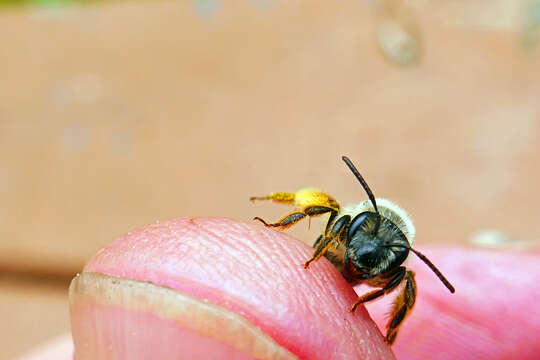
{"left": 71, "top": 217, "right": 395, "bottom": 359}
{"left": 364, "top": 246, "right": 540, "bottom": 360}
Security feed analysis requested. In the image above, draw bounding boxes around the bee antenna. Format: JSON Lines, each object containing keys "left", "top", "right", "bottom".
{"left": 342, "top": 156, "right": 379, "bottom": 214}
{"left": 382, "top": 244, "right": 455, "bottom": 293}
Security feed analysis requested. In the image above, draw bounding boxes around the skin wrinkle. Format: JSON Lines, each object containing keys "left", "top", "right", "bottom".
{"left": 200, "top": 225, "right": 269, "bottom": 283}
{"left": 84, "top": 217, "right": 393, "bottom": 359}
{"left": 146, "top": 249, "right": 274, "bottom": 331}
{"left": 196, "top": 226, "right": 276, "bottom": 300}
{"left": 301, "top": 234, "right": 384, "bottom": 357}
{"left": 199, "top": 219, "right": 319, "bottom": 319}
{"left": 251, "top": 222, "right": 381, "bottom": 356}
{"left": 221, "top": 225, "right": 336, "bottom": 352}
{"left": 199, "top": 221, "right": 340, "bottom": 357}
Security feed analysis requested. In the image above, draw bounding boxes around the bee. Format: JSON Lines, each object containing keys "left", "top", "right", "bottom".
{"left": 250, "top": 156, "right": 455, "bottom": 345}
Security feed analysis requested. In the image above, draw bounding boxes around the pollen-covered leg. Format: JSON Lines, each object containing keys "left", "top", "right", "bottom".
{"left": 385, "top": 270, "right": 416, "bottom": 345}
{"left": 249, "top": 192, "right": 295, "bottom": 204}
{"left": 350, "top": 267, "right": 406, "bottom": 313}
{"left": 252, "top": 188, "right": 340, "bottom": 209}
{"left": 304, "top": 214, "right": 350, "bottom": 269}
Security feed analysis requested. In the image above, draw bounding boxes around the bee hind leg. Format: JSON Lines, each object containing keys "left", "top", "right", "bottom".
{"left": 253, "top": 211, "right": 307, "bottom": 230}
{"left": 249, "top": 192, "right": 295, "bottom": 204}
{"left": 254, "top": 205, "right": 336, "bottom": 232}
{"left": 385, "top": 270, "right": 416, "bottom": 345}
{"left": 251, "top": 192, "right": 304, "bottom": 230}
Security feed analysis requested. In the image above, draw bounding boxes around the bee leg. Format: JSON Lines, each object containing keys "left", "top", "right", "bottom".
{"left": 350, "top": 266, "right": 406, "bottom": 313}
{"left": 312, "top": 234, "right": 324, "bottom": 248}
{"left": 254, "top": 204, "right": 336, "bottom": 231}
{"left": 304, "top": 234, "right": 332, "bottom": 268}
{"left": 253, "top": 211, "right": 307, "bottom": 230}
{"left": 304, "top": 213, "right": 349, "bottom": 269}
{"left": 323, "top": 211, "right": 338, "bottom": 234}
{"left": 385, "top": 270, "right": 416, "bottom": 345}
{"left": 251, "top": 192, "right": 302, "bottom": 230}
{"left": 324, "top": 213, "right": 349, "bottom": 236}
{"left": 249, "top": 192, "right": 295, "bottom": 204}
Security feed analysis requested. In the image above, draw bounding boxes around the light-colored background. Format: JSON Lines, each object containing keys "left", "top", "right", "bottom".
{"left": 2, "top": 0, "right": 539, "bottom": 358}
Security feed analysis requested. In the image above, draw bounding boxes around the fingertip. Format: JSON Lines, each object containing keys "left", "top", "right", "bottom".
{"left": 72, "top": 217, "right": 395, "bottom": 359}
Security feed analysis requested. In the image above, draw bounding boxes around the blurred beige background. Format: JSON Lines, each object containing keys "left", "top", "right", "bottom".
{"left": 1, "top": 0, "right": 539, "bottom": 358}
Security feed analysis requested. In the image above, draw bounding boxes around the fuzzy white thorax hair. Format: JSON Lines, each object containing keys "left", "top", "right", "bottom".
{"left": 340, "top": 198, "right": 415, "bottom": 245}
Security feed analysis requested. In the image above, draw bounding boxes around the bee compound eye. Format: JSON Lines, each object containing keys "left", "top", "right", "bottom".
{"left": 348, "top": 212, "right": 376, "bottom": 239}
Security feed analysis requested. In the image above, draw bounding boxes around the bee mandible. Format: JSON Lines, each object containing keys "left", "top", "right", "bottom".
{"left": 250, "top": 156, "right": 455, "bottom": 345}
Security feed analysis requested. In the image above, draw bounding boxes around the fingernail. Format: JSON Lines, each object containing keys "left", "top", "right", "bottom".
{"left": 70, "top": 272, "right": 295, "bottom": 359}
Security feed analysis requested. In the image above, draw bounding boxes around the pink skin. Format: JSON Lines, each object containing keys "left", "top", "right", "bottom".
{"left": 365, "top": 247, "right": 540, "bottom": 360}
{"left": 26, "top": 218, "right": 540, "bottom": 359}
{"left": 79, "top": 217, "right": 394, "bottom": 359}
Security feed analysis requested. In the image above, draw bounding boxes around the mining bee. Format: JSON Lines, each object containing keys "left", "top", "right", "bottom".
{"left": 250, "top": 156, "right": 455, "bottom": 345}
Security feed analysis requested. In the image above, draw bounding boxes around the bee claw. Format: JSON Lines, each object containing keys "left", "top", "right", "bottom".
{"left": 384, "top": 331, "right": 397, "bottom": 345}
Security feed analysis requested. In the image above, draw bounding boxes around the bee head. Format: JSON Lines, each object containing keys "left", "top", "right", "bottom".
{"left": 341, "top": 156, "right": 455, "bottom": 293}
{"left": 344, "top": 211, "right": 410, "bottom": 278}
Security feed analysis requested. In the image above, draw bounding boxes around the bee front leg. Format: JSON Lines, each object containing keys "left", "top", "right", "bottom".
{"left": 350, "top": 266, "right": 406, "bottom": 313}
{"left": 385, "top": 270, "right": 416, "bottom": 345}
{"left": 304, "top": 213, "right": 350, "bottom": 269}
{"left": 304, "top": 233, "right": 332, "bottom": 269}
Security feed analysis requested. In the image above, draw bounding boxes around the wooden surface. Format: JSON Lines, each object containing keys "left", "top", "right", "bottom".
{"left": 0, "top": 279, "right": 70, "bottom": 359}
{"left": 1, "top": 0, "right": 539, "bottom": 358}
